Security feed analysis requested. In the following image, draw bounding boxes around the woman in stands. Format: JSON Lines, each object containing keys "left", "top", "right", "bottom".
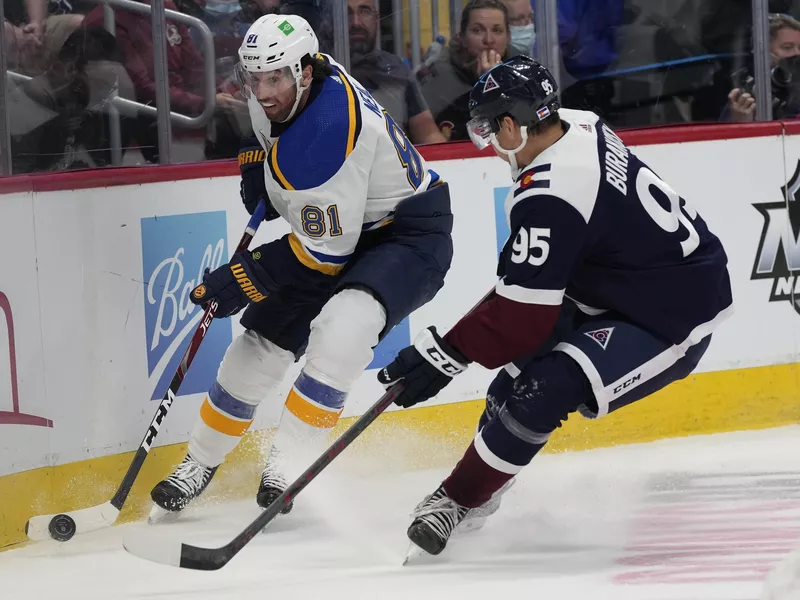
{"left": 417, "top": 0, "right": 510, "bottom": 141}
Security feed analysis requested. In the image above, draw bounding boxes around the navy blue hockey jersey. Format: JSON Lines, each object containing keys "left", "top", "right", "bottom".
{"left": 445, "top": 109, "right": 733, "bottom": 369}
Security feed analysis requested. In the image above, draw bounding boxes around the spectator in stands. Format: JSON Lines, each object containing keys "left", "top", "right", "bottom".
{"left": 241, "top": 0, "right": 280, "bottom": 21}
{"left": 3, "top": 0, "right": 47, "bottom": 49}
{"left": 4, "top": 0, "right": 87, "bottom": 78}
{"left": 727, "top": 13, "right": 800, "bottom": 121}
{"left": 7, "top": 20, "right": 133, "bottom": 172}
{"left": 83, "top": 0, "right": 249, "bottom": 162}
{"left": 417, "top": 0, "right": 510, "bottom": 141}
{"left": 279, "top": 0, "right": 333, "bottom": 53}
{"left": 501, "top": 0, "right": 534, "bottom": 57}
{"left": 347, "top": 0, "right": 445, "bottom": 144}
{"left": 557, "top": 0, "right": 623, "bottom": 80}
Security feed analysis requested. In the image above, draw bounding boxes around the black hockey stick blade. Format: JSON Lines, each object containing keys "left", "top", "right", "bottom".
{"left": 27, "top": 200, "right": 268, "bottom": 542}
{"left": 124, "top": 384, "right": 403, "bottom": 570}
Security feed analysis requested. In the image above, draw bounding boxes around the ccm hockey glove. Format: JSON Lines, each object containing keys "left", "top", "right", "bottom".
{"left": 190, "top": 250, "right": 275, "bottom": 317}
{"left": 378, "top": 326, "right": 469, "bottom": 408}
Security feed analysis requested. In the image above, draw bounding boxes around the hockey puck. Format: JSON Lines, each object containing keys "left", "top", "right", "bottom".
{"left": 48, "top": 514, "right": 76, "bottom": 542}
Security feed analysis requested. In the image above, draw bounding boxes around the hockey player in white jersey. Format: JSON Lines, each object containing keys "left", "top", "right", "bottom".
{"left": 150, "top": 14, "right": 453, "bottom": 516}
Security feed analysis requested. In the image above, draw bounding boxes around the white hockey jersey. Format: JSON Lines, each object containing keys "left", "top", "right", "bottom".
{"left": 246, "top": 54, "right": 442, "bottom": 276}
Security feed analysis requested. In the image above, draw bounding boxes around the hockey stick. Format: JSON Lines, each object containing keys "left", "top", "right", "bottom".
{"left": 25, "top": 199, "right": 268, "bottom": 542}
{"left": 124, "top": 383, "right": 404, "bottom": 569}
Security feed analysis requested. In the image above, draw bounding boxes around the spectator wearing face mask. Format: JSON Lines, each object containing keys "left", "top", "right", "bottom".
{"left": 727, "top": 13, "right": 800, "bottom": 121}
{"left": 347, "top": 0, "right": 445, "bottom": 144}
{"left": 417, "top": 0, "right": 510, "bottom": 141}
{"left": 501, "top": 0, "right": 535, "bottom": 57}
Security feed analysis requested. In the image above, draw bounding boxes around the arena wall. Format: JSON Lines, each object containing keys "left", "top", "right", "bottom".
{"left": 1, "top": 123, "right": 798, "bottom": 549}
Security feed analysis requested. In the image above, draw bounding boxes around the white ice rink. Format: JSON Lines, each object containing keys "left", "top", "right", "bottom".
{"left": 3, "top": 426, "right": 800, "bottom": 600}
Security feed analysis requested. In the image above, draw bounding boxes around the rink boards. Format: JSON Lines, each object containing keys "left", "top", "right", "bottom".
{"left": 1, "top": 123, "right": 800, "bottom": 549}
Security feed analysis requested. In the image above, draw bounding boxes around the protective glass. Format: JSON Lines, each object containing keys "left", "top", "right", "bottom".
{"left": 466, "top": 116, "right": 497, "bottom": 150}
{"left": 234, "top": 65, "right": 296, "bottom": 99}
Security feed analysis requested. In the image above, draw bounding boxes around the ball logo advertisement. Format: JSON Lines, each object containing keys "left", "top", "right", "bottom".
{"left": 141, "top": 211, "right": 232, "bottom": 400}
{"left": 751, "top": 160, "right": 800, "bottom": 314}
{"left": 495, "top": 186, "right": 511, "bottom": 255}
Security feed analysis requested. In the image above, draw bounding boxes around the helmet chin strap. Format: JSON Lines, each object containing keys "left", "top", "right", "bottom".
{"left": 276, "top": 62, "right": 309, "bottom": 123}
{"left": 490, "top": 126, "right": 529, "bottom": 178}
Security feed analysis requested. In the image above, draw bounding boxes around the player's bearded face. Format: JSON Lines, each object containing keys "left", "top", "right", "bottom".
{"left": 238, "top": 66, "right": 298, "bottom": 121}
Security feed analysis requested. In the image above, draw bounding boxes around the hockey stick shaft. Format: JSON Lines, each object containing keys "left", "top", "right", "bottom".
{"left": 175, "top": 384, "right": 403, "bottom": 570}
{"left": 111, "top": 198, "right": 268, "bottom": 510}
{"left": 126, "top": 286, "right": 496, "bottom": 565}
{"left": 26, "top": 200, "right": 267, "bottom": 541}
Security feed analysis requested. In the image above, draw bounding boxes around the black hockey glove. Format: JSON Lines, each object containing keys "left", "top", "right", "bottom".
{"left": 190, "top": 250, "right": 276, "bottom": 318}
{"left": 238, "top": 138, "right": 280, "bottom": 221}
{"left": 378, "top": 327, "right": 469, "bottom": 408}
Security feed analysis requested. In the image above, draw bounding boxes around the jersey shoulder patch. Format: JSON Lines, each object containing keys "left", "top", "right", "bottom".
{"left": 513, "top": 164, "right": 552, "bottom": 197}
{"left": 508, "top": 125, "right": 602, "bottom": 224}
{"left": 268, "top": 69, "right": 363, "bottom": 191}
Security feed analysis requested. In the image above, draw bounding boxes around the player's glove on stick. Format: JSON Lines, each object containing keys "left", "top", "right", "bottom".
{"left": 190, "top": 251, "right": 275, "bottom": 318}
{"left": 378, "top": 327, "right": 469, "bottom": 408}
{"left": 238, "top": 138, "right": 280, "bottom": 221}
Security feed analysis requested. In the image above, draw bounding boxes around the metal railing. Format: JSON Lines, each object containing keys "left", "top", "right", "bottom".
{"left": 0, "top": 0, "right": 13, "bottom": 175}
{"left": 87, "top": 0, "right": 217, "bottom": 129}
{"left": 2, "top": 0, "right": 216, "bottom": 171}
{"left": 0, "top": 0, "right": 781, "bottom": 175}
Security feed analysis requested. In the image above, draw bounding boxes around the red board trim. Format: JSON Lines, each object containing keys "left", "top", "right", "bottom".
{"left": 0, "top": 121, "right": 786, "bottom": 195}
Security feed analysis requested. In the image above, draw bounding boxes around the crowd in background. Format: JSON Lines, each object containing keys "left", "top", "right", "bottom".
{"left": 3, "top": 0, "right": 800, "bottom": 174}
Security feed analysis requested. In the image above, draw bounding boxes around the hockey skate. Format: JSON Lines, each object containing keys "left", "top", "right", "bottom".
{"left": 149, "top": 454, "right": 218, "bottom": 523}
{"left": 405, "top": 479, "right": 516, "bottom": 559}
{"left": 456, "top": 478, "right": 516, "bottom": 533}
{"left": 406, "top": 486, "right": 471, "bottom": 556}
{"left": 256, "top": 452, "right": 293, "bottom": 515}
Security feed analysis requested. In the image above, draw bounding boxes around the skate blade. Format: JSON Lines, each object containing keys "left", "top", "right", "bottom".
{"left": 147, "top": 504, "right": 180, "bottom": 525}
{"left": 402, "top": 541, "right": 427, "bottom": 566}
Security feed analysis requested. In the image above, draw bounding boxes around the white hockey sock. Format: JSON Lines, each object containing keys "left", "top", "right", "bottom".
{"left": 267, "top": 288, "right": 387, "bottom": 481}
{"left": 188, "top": 329, "right": 294, "bottom": 467}
{"left": 268, "top": 370, "right": 348, "bottom": 481}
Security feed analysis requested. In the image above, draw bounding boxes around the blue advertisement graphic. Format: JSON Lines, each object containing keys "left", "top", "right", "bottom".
{"left": 141, "top": 212, "right": 232, "bottom": 400}
{"left": 368, "top": 317, "right": 410, "bottom": 370}
{"left": 494, "top": 186, "right": 511, "bottom": 257}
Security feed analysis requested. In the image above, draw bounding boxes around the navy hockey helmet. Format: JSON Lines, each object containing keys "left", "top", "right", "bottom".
{"left": 466, "top": 55, "right": 561, "bottom": 150}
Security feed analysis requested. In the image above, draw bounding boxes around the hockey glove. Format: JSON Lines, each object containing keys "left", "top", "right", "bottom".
{"left": 378, "top": 327, "right": 469, "bottom": 408}
{"left": 190, "top": 250, "right": 275, "bottom": 318}
{"left": 238, "top": 138, "right": 280, "bottom": 221}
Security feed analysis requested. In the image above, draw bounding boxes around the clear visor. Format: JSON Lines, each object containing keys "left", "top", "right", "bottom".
{"left": 234, "top": 65, "right": 296, "bottom": 99}
{"left": 466, "top": 116, "right": 495, "bottom": 150}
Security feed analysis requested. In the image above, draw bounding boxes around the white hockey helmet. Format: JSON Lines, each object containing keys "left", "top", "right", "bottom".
{"left": 236, "top": 14, "right": 320, "bottom": 121}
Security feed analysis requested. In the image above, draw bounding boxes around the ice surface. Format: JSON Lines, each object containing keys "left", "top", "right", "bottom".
{"left": 2, "top": 426, "right": 800, "bottom": 600}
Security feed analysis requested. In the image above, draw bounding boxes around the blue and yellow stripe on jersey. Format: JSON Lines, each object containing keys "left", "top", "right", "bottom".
{"left": 288, "top": 233, "right": 350, "bottom": 276}
{"left": 267, "top": 66, "right": 362, "bottom": 191}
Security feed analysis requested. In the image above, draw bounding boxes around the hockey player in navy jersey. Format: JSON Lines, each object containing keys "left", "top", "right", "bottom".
{"left": 378, "top": 56, "right": 734, "bottom": 556}
{"left": 149, "top": 14, "right": 453, "bottom": 517}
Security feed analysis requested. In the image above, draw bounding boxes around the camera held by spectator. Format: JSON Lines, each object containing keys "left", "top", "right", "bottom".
{"left": 727, "top": 13, "right": 800, "bottom": 121}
